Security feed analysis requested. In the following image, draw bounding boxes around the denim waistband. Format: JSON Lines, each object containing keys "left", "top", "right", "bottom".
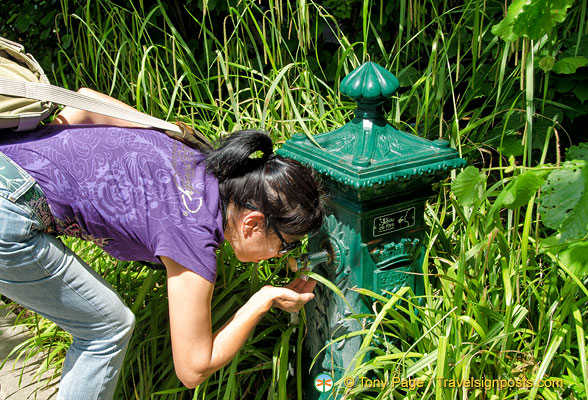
{"left": 0, "top": 151, "right": 56, "bottom": 232}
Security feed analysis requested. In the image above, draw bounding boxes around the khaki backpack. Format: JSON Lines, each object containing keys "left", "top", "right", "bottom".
{"left": 0, "top": 36, "right": 181, "bottom": 133}
{"left": 0, "top": 37, "right": 55, "bottom": 131}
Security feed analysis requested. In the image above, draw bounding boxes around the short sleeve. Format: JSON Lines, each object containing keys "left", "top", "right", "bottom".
{"left": 152, "top": 225, "right": 220, "bottom": 282}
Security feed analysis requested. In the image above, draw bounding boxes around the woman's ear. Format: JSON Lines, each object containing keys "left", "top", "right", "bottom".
{"left": 240, "top": 210, "right": 266, "bottom": 238}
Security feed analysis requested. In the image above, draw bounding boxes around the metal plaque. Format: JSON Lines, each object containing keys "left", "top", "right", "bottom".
{"left": 373, "top": 207, "right": 416, "bottom": 237}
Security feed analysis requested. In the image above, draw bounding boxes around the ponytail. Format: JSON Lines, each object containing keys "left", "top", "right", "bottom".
{"left": 205, "top": 130, "right": 324, "bottom": 237}
{"left": 205, "top": 130, "right": 273, "bottom": 182}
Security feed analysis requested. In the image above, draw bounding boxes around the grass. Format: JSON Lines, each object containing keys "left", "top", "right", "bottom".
{"left": 2, "top": 0, "right": 588, "bottom": 398}
{"left": 323, "top": 168, "right": 584, "bottom": 399}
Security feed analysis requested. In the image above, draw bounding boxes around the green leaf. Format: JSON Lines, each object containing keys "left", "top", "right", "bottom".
{"left": 397, "top": 66, "right": 420, "bottom": 87}
{"left": 566, "top": 142, "right": 588, "bottom": 161}
{"left": 492, "top": 0, "right": 574, "bottom": 41}
{"left": 61, "top": 34, "right": 72, "bottom": 50}
{"left": 539, "top": 234, "right": 567, "bottom": 254}
{"left": 452, "top": 166, "right": 486, "bottom": 206}
{"left": 558, "top": 241, "right": 588, "bottom": 278}
{"left": 538, "top": 160, "right": 588, "bottom": 241}
{"left": 496, "top": 170, "right": 548, "bottom": 210}
{"left": 497, "top": 136, "right": 525, "bottom": 157}
{"left": 513, "top": 0, "right": 574, "bottom": 40}
{"left": 492, "top": 0, "right": 527, "bottom": 41}
{"left": 15, "top": 14, "right": 33, "bottom": 32}
{"left": 574, "top": 85, "right": 588, "bottom": 102}
{"left": 555, "top": 76, "right": 575, "bottom": 92}
{"left": 304, "top": 271, "right": 355, "bottom": 313}
{"left": 539, "top": 55, "right": 556, "bottom": 72}
{"left": 552, "top": 56, "right": 588, "bottom": 74}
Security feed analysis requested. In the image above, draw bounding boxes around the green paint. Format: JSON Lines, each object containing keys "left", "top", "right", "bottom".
{"left": 278, "top": 62, "right": 465, "bottom": 191}
{"left": 278, "top": 62, "right": 465, "bottom": 399}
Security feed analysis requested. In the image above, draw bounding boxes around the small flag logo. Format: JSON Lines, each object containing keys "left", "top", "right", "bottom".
{"left": 314, "top": 373, "right": 333, "bottom": 393}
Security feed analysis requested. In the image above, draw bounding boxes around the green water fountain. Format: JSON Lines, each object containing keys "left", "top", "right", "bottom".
{"left": 277, "top": 62, "right": 466, "bottom": 399}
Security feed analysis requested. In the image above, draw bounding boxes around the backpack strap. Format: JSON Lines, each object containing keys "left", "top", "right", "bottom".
{"left": 0, "top": 77, "right": 181, "bottom": 133}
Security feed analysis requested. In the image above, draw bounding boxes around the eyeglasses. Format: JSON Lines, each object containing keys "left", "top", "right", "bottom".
{"left": 271, "top": 222, "right": 302, "bottom": 255}
{"left": 244, "top": 202, "right": 302, "bottom": 255}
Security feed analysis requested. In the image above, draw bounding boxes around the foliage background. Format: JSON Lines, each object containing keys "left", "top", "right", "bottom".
{"left": 1, "top": 0, "right": 588, "bottom": 399}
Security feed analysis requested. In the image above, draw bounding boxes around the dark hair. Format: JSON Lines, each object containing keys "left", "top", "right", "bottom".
{"left": 205, "top": 130, "right": 324, "bottom": 237}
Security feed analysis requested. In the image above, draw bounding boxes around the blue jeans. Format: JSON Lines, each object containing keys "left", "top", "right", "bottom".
{"left": 0, "top": 152, "right": 135, "bottom": 400}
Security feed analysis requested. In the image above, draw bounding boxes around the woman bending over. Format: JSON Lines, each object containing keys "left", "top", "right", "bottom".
{"left": 0, "top": 88, "right": 323, "bottom": 399}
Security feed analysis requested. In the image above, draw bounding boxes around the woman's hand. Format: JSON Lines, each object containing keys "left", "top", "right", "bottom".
{"left": 164, "top": 256, "right": 317, "bottom": 388}
{"left": 261, "top": 278, "right": 317, "bottom": 313}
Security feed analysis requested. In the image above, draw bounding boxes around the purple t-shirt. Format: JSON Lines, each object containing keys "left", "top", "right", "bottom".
{"left": 0, "top": 125, "right": 223, "bottom": 282}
